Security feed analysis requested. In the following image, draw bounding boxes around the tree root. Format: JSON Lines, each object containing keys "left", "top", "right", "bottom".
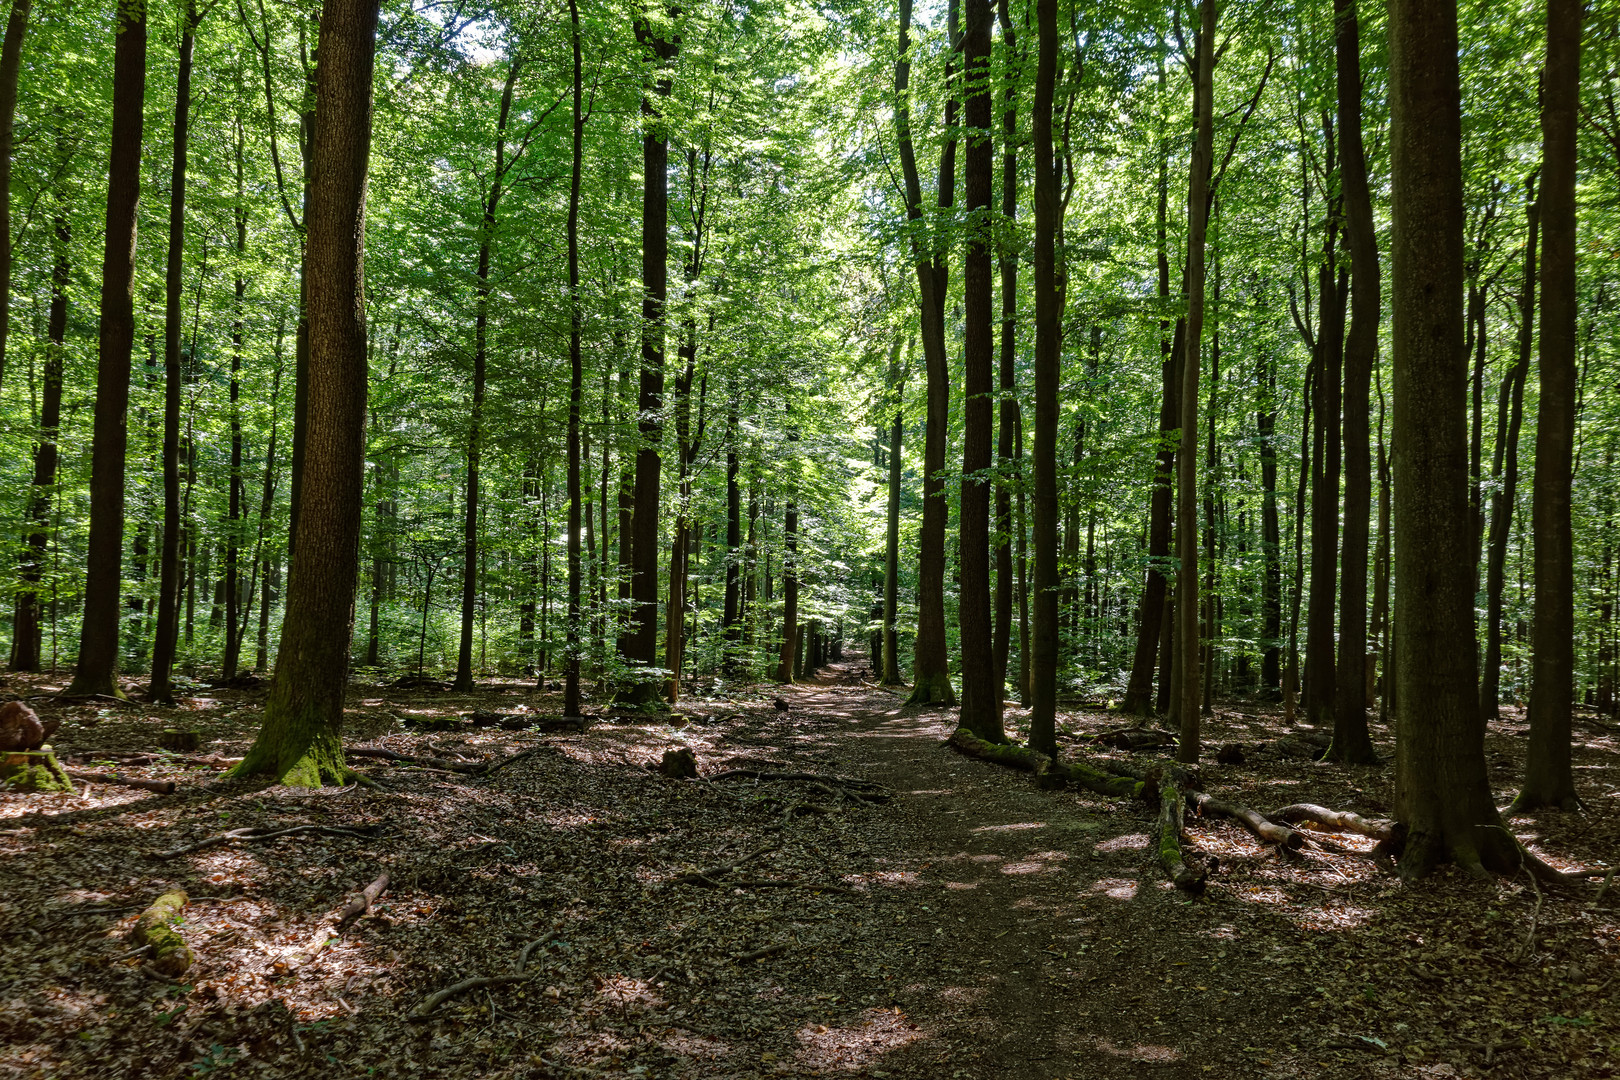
{"left": 154, "top": 823, "right": 386, "bottom": 859}
{"left": 409, "top": 931, "right": 559, "bottom": 1020}
{"left": 65, "top": 770, "right": 177, "bottom": 795}
{"left": 707, "top": 769, "right": 890, "bottom": 802}
{"left": 671, "top": 843, "right": 781, "bottom": 886}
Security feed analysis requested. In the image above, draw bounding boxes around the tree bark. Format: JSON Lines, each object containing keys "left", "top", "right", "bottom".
{"left": 1174, "top": 0, "right": 1215, "bottom": 763}
{"left": 234, "top": 0, "right": 378, "bottom": 787}
{"left": 1388, "top": 0, "right": 1518, "bottom": 875}
{"left": 958, "top": 0, "right": 999, "bottom": 741}
{"left": 0, "top": 0, "right": 29, "bottom": 394}
{"left": 883, "top": 340, "right": 905, "bottom": 685}
{"left": 564, "top": 1, "right": 584, "bottom": 718}
{"left": 67, "top": 0, "right": 147, "bottom": 699}
{"left": 992, "top": 0, "right": 1019, "bottom": 712}
{"left": 775, "top": 415, "right": 799, "bottom": 683}
{"left": 1330, "top": 0, "right": 1378, "bottom": 763}
{"left": 150, "top": 1, "right": 201, "bottom": 704}
{"left": 1028, "top": 0, "right": 1059, "bottom": 754}
{"left": 1516, "top": 0, "right": 1582, "bottom": 811}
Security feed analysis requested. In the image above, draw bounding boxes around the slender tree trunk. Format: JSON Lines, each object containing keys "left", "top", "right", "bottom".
{"left": 151, "top": 4, "right": 199, "bottom": 703}
{"left": 67, "top": 0, "right": 147, "bottom": 699}
{"left": 894, "top": 0, "right": 959, "bottom": 706}
{"left": 1174, "top": 0, "right": 1215, "bottom": 763}
{"left": 884, "top": 342, "right": 905, "bottom": 686}
{"left": 1388, "top": 0, "right": 1517, "bottom": 876}
{"left": 1482, "top": 178, "right": 1537, "bottom": 719}
{"left": 1330, "top": 0, "right": 1379, "bottom": 763}
{"left": 223, "top": 119, "right": 248, "bottom": 680}
{"left": 564, "top": 4, "right": 584, "bottom": 717}
{"left": 15, "top": 170, "right": 66, "bottom": 672}
{"left": 1516, "top": 0, "right": 1582, "bottom": 811}
{"left": 234, "top": 0, "right": 378, "bottom": 787}
{"left": 0, "top": 0, "right": 29, "bottom": 393}
{"left": 992, "top": 0, "right": 1019, "bottom": 711}
{"left": 1028, "top": 0, "right": 1059, "bottom": 754}
{"left": 1304, "top": 221, "right": 1345, "bottom": 726}
{"left": 775, "top": 417, "right": 800, "bottom": 683}
{"left": 958, "top": 0, "right": 999, "bottom": 740}
{"left": 723, "top": 392, "right": 741, "bottom": 655}
{"left": 1015, "top": 414, "right": 1030, "bottom": 700}
{"left": 1258, "top": 340, "right": 1282, "bottom": 691}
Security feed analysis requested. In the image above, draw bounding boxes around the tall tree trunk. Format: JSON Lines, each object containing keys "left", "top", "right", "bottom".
{"left": 621, "top": 9, "right": 680, "bottom": 704}
{"left": 992, "top": 0, "right": 1019, "bottom": 711}
{"left": 1028, "top": 0, "right": 1059, "bottom": 754}
{"left": 564, "top": 4, "right": 584, "bottom": 717}
{"left": 1257, "top": 338, "right": 1282, "bottom": 691}
{"left": 1330, "top": 0, "right": 1379, "bottom": 763}
{"left": 1482, "top": 178, "right": 1537, "bottom": 719}
{"left": 0, "top": 0, "right": 29, "bottom": 393}
{"left": 958, "top": 0, "right": 1000, "bottom": 740}
{"left": 1174, "top": 0, "right": 1215, "bottom": 763}
{"left": 15, "top": 163, "right": 67, "bottom": 672}
{"left": 723, "top": 391, "right": 741, "bottom": 654}
{"left": 223, "top": 118, "right": 248, "bottom": 680}
{"left": 883, "top": 342, "right": 905, "bottom": 686}
{"left": 1516, "top": 0, "right": 1582, "bottom": 811}
{"left": 775, "top": 417, "right": 800, "bottom": 683}
{"left": 151, "top": 2, "right": 199, "bottom": 704}
{"left": 1388, "top": 0, "right": 1517, "bottom": 876}
{"left": 1304, "top": 206, "right": 1345, "bottom": 726}
{"left": 234, "top": 0, "right": 378, "bottom": 787}
{"left": 894, "top": 0, "right": 959, "bottom": 706}
{"left": 455, "top": 59, "right": 521, "bottom": 692}
{"left": 67, "top": 0, "right": 147, "bottom": 699}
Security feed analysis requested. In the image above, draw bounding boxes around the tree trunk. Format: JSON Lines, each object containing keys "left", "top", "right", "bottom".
{"left": 1304, "top": 223, "right": 1344, "bottom": 726}
{"left": 957, "top": 0, "right": 999, "bottom": 741}
{"left": 1027, "top": 0, "right": 1059, "bottom": 755}
{"left": 1257, "top": 336, "right": 1282, "bottom": 691}
{"left": 992, "top": 0, "right": 1019, "bottom": 711}
{"left": 1388, "top": 0, "right": 1518, "bottom": 875}
{"left": 223, "top": 120, "right": 248, "bottom": 681}
{"left": 1481, "top": 178, "right": 1537, "bottom": 719}
{"left": 1330, "top": 0, "right": 1379, "bottom": 764}
{"left": 883, "top": 340, "right": 905, "bottom": 685}
{"left": 150, "top": 3, "right": 200, "bottom": 703}
{"left": 0, "top": 0, "right": 29, "bottom": 393}
{"left": 1174, "top": 0, "right": 1215, "bottom": 763}
{"left": 1516, "top": 0, "right": 1582, "bottom": 812}
{"left": 621, "top": 10, "right": 680, "bottom": 705}
{"left": 234, "top": 0, "right": 378, "bottom": 787}
{"left": 723, "top": 393, "right": 741, "bottom": 654}
{"left": 894, "top": 0, "right": 958, "bottom": 707}
{"left": 564, "top": 8, "right": 584, "bottom": 717}
{"left": 67, "top": 0, "right": 147, "bottom": 700}
{"left": 775, "top": 416, "right": 800, "bottom": 683}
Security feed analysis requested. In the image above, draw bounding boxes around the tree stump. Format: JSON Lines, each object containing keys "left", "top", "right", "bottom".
{"left": 658, "top": 748, "right": 698, "bottom": 779}
{"left": 158, "top": 729, "right": 202, "bottom": 752}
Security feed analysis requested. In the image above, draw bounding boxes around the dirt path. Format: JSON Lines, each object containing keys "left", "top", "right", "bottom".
{"left": 779, "top": 665, "right": 1285, "bottom": 1080}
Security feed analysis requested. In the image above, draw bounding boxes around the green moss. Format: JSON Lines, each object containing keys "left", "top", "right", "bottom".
{"left": 134, "top": 890, "right": 193, "bottom": 976}
{"left": 1, "top": 752, "right": 74, "bottom": 793}
{"left": 905, "top": 671, "right": 956, "bottom": 707}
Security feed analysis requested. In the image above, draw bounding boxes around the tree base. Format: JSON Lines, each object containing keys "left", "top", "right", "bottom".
{"left": 1507, "top": 788, "right": 1582, "bottom": 813}
{"left": 905, "top": 671, "right": 956, "bottom": 707}
{"left": 230, "top": 726, "right": 358, "bottom": 789}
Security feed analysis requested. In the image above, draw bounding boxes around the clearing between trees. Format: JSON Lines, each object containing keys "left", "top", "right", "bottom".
{"left": 1, "top": 660, "right": 1616, "bottom": 1080}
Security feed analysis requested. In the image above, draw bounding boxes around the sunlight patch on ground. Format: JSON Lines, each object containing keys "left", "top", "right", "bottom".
{"left": 969, "top": 821, "right": 1046, "bottom": 833}
{"left": 1083, "top": 877, "right": 1139, "bottom": 900}
{"left": 941, "top": 880, "right": 980, "bottom": 890}
{"left": 1286, "top": 900, "right": 1376, "bottom": 932}
{"left": 793, "top": 1007, "right": 923, "bottom": 1072}
{"left": 1000, "top": 860, "right": 1061, "bottom": 875}
{"left": 1092, "top": 1037, "right": 1184, "bottom": 1063}
{"left": 1093, "top": 832, "right": 1150, "bottom": 853}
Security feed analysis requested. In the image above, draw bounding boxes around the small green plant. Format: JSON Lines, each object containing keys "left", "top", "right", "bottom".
{"left": 192, "top": 1044, "right": 240, "bottom": 1074}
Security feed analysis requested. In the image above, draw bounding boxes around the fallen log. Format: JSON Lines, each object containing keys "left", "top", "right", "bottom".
{"left": 946, "top": 728, "right": 1153, "bottom": 800}
{"left": 334, "top": 871, "right": 391, "bottom": 932}
{"left": 1189, "top": 791, "right": 1304, "bottom": 850}
{"left": 1270, "top": 803, "right": 1394, "bottom": 842}
{"left": 130, "top": 889, "right": 193, "bottom": 976}
{"left": 1269, "top": 734, "right": 1330, "bottom": 761}
{"left": 1092, "top": 728, "right": 1176, "bottom": 752}
{"left": 65, "top": 770, "right": 176, "bottom": 795}
{"left": 1158, "top": 778, "right": 1207, "bottom": 895}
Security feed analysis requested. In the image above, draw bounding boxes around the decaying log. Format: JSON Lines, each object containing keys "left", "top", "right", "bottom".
{"left": 1189, "top": 791, "right": 1304, "bottom": 850}
{"left": 946, "top": 728, "right": 1154, "bottom": 800}
{"left": 65, "top": 770, "right": 176, "bottom": 795}
{"left": 1270, "top": 803, "right": 1394, "bottom": 842}
{"left": 155, "top": 823, "right": 386, "bottom": 859}
{"left": 334, "top": 871, "right": 391, "bottom": 931}
{"left": 130, "top": 889, "right": 193, "bottom": 975}
{"left": 1158, "top": 779, "right": 1207, "bottom": 895}
{"left": 1092, "top": 727, "right": 1176, "bottom": 751}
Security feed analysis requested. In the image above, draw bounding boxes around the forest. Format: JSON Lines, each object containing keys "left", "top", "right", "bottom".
{"left": 1, "top": 0, "right": 1618, "bottom": 1076}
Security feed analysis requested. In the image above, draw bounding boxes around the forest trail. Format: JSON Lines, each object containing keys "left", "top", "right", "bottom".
{"left": 775, "top": 660, "right": 1316, "bottom": 1080}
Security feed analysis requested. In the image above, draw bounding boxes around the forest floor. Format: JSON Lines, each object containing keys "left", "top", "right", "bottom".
{"left": 1, "top": 656, "right": 1617, "bottom": 1080}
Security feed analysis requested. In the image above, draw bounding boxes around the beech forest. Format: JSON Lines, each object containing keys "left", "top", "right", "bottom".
{"left": 1, "top": 0, "right": 1618, "bottom": 1077}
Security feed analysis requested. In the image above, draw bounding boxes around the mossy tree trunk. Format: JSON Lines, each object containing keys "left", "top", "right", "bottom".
{"left": 234, "top": 0, "right": 378, "bottom": 788}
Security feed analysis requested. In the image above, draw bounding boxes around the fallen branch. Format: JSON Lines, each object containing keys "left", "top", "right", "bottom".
{"left": 1158, "top": 777, "right": 1207, "bottom": 896}
{"left": 130, "top": 890, "right": 193, "bottom": 976}
{"left": 671, "top": 843, "right": 781, "bottom": 886}
{"left": 335, "top": 871, "right": 391, "bottom": 932}
{"left": 736, "top": 943, "right": 790, "bottom": 963}
{"left": 947, "top": 728, "right": 1154, "bottom": 800}
{"left": 706, "top": 769, "right": 889, "bottom": 799}
{"left": 410, "top": 932, "right": 558, "bottom": 1019}
{"left": 155, "top": 823, "right": 385, "bottom": 859}
{"left": 345, "top": 748, "right": 485, "bottom": 774}
{"left": 1270, "top": 803, "right": 1393, "bottom": 842}
{"left": 65, "top": 770, "right": 177, "bottom": 795}
{"left": 1190, "top": 791, "right": 1304, "bottom": 850}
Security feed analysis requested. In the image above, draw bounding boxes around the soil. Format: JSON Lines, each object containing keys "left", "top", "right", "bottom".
{"left": 1, "top": 658, "right": 1616, "bottom": 1080}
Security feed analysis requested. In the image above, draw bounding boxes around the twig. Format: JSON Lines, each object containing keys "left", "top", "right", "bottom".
{"left": 154, "top": 823, "right": 385, "bottom": 859}
{"left": 334, "top": 871, "right": 391, "bottom": 932}
{"left": 670, "top": 843, "right": 781, "bottom": 886}
{"left": 410, "top": 932, "right": 559, "bottom": 1019}
{"left": 1592, "top": 866, "right": 1617, "bottom": 909}
{"left": 1512, "top": 869, "right": 1546, "bottom": 964}
{"left": 514, "top": 930, "right": 560, "bottom": 975}
{"left": 736, "top": 943, "right": 790, "bottom": 963}
{"left": 65, "top": 770, "right": 177, "bottom": 795}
